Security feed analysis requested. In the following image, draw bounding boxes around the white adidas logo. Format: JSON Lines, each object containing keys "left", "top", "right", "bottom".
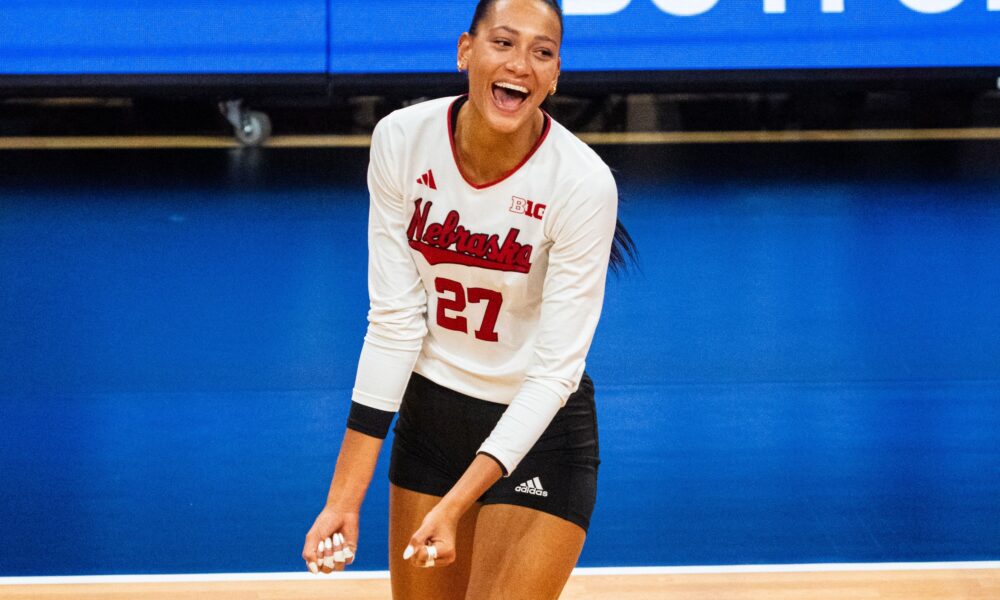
{"left": 514, "top": 477, "right": 549, "bottom": 497}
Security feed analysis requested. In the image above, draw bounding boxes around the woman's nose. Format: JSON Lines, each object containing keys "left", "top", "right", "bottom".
{"left": 505, "top": 50, "right": 529, "bottom": 73}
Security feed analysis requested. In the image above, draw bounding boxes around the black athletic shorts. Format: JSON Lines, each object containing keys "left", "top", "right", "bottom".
{"left": 389, "top": 372, "right": 600, "bottom": 532}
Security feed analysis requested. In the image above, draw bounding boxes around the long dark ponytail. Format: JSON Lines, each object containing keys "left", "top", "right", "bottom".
{"left": 610, "top": 218, "right": 638, "bottom": 274}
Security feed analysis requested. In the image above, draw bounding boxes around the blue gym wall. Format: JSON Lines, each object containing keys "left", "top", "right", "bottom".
{"left": 1, "top": 143, "right": 999, "bottom": 575}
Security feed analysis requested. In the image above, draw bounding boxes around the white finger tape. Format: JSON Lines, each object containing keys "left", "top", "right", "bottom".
{"left": 343, "top": 547, "right": 355, "bottom": 560}
{"left": 323, "top": 556, "right": 335, "bottom": 569}
{"left": 324, "top": 537, "right": 333, "bottom": 551}
{"left": 308, "top": 562, "right": 319, "bottom": 574}
{"left": 334, "top": 550, "right": 345, "bottom": 563}
{"left": 427, "top": 545, "right": 438, "bottom": 560}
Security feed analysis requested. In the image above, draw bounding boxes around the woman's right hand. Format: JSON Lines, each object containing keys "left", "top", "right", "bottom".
{"left": 302, "top": 507, "right": 359, "bottom": 573}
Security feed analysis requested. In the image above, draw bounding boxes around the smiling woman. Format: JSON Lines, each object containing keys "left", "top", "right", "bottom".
{"left": 454, "top": 0, "right": 563, "bottom": 182}
{"left": 301, "top": 1, "right": 633, "bottom": 599}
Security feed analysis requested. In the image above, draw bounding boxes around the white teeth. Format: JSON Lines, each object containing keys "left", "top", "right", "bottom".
{"left": 495, "top": 81, "right": 529, "bottom": 95}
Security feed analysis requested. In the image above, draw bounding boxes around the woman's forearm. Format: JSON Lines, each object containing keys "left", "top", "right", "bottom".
{"left": 325, "top": 428, "right": 385, "bottom": 512}
{"left": 437, "top": 454, "right": 504, "bottom": 520}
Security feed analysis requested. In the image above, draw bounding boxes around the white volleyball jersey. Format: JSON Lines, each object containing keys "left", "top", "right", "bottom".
{"left": 352, "top": 95, "right": 618, "bottom": 473}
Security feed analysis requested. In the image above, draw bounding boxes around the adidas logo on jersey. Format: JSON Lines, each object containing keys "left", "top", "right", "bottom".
{"left": 416, "top": 169, "right": 437, "bottom": 190}
{"left": 515, "top": 477, "right": 549, "bottom": 497}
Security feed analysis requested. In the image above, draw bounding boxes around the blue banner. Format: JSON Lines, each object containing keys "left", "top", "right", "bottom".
{"left": 0, "top": 0, "right": 326, "bottom": 74}
{"left": 1, "top": 1, "right": 998, "bottom": 75}
{"left": 331, "top": 0, "right": 1000, "bottom": 73}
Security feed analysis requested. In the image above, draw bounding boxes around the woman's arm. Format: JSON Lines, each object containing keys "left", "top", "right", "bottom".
{"left": 437, "top": 454, "right": 504, "bottom": 518}
{"left": 353, "top": 117, "right": 427, "bottom": 412}
{"left": 477, "top": 167, "right": 619, "bottom": 476}
{"left": 302, "top": 428, "right": 384, "bottom": 573}
{"left": 326, "top": 428, "right": 385, "bottom": 511}
{"left": 400, "top": 454, "right": 503, "bottom": 567}
{"left": 304, "top": 115, "right": 426, "bottom": 574}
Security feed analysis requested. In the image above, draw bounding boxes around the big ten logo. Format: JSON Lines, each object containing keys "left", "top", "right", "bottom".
{"left": 510, "top": 196, "right": 546, "bottom": 220}
{"left": 564, "top": 0, "right": 998, "bottom": 15}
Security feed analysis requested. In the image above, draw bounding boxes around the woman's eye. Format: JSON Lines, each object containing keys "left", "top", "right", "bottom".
{"left": 537, "top": 49, "right": 554, "bottom": 58}
{"left": 494, "top": 39, "right": 512, "bottom": 47}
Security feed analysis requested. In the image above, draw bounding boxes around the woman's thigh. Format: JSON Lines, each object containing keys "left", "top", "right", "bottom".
{"left": 388, "top": 483, "right": 480, "bottom": 600}
{"left": 465, "top": 504, "right": 586, "bottom": 600}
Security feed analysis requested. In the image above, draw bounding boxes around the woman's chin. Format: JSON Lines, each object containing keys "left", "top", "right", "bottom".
{"left": 484, "top": 100, "right": 534, "bottom": 134}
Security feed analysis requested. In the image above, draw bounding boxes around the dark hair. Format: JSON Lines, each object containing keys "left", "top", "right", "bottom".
{"left": 469, "top": 0, "right": 564, "bottom": 36}
{"left": 610, "top": 218, "right": 638, "bottom": 275}
{"left": 468, "top": 0, "right": 636, "bottom": 275}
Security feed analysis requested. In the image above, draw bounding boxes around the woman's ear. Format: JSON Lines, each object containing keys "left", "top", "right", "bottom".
{"left": 457, "top": 32, "right": 472, "bottom": 71}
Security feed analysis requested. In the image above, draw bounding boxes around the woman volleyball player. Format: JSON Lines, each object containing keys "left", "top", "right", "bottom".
{"left": 303, "top": 1, "right": 633, "bottom": 597}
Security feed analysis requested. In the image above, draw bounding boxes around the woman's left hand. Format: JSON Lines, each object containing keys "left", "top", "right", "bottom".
{"left": 402, "top": 504, "right": 459, "bottom": 568}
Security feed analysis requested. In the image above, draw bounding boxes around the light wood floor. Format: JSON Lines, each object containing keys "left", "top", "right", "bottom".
{"left": 1, "top": 569, "right": 997, "bottom": 599}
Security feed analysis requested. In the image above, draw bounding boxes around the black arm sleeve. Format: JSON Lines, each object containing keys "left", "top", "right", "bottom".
{"left": 346, "top": 401, "right": 396, "bottom": 439}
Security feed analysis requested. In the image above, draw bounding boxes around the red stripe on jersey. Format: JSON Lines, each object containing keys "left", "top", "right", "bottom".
{"left": 409, "top": 241, "right": 530, "bottom": 274}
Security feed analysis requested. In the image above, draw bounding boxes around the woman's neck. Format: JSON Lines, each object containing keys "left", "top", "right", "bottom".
{"left": 454, "top": 100, "right": 544, "bottom": 186}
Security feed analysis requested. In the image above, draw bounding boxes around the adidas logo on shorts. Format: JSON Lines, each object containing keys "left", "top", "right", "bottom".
{"left": 515, "top": 477, "right": 549, "bottom": 497}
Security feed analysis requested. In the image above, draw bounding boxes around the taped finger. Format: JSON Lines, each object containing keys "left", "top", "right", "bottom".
{"left": 333, "top": 533, "right": 345, "bottom": 563}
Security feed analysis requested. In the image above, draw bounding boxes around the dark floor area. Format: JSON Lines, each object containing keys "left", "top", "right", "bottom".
{"left": 2, "top": 90, "right": 1000, "bottom": 139}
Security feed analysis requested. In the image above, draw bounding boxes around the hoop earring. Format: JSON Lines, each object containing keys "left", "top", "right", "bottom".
{"left": 457, "top": 59, "right": 468, "bottom": 72}
{"left": 549, "top": 81, "right": 558, "bottom": 95}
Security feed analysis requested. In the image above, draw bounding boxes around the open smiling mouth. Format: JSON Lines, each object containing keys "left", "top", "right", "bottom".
{"left": 492, "top": 81, "right": 530, "bottom": 112}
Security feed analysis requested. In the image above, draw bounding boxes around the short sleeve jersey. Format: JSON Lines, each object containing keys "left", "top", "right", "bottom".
{"left": 352, "top": 96, "right": 618, "bottom": 473}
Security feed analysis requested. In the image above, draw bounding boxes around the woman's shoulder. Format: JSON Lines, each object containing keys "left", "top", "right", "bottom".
{"left": 543, "top": 117, "right": 614, "bottom": 182}
{"left": 537, "top": 118, "right": 616, "bottom": 200}
{"left": 374, "top": 96, "right": 458, "bottom": 138}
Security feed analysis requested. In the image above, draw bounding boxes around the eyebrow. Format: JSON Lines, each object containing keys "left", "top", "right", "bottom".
{"left": 490, "top": 25, "right": 558, "bottom": 44}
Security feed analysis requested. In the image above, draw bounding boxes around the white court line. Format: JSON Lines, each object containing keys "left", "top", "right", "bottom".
{"left": 2, "top": 561, "right": 998, "bottom": 585}
{"left": 0, "top": 571, "right": 391, "bottom": 585}
{"left": 572, "top": 561, "right": 1000, "bottom": 575}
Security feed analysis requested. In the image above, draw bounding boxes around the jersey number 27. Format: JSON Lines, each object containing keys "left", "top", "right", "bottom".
{"left": 435, "top": 277, "right": 502, "bottom": 342}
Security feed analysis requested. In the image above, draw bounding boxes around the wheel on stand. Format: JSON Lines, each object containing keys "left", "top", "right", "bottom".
{"left": 219, "top": 100, "right": 272, "bottom": 146}
{"left": 234, "top": 110, "right": 272, "bottom": 146}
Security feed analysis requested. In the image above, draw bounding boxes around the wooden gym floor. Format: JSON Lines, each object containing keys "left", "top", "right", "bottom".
{"left": 2, "top": 567, "right": 998, "bottom": 599}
